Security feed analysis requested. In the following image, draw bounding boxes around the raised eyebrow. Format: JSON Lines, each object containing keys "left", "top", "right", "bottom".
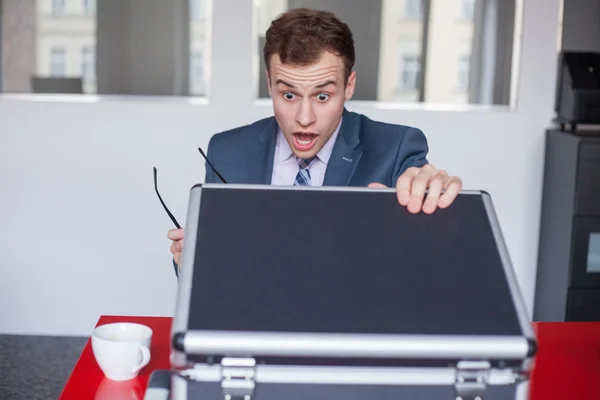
{"left": 314, "top": 80, "right": 336, "bottom": 89}
{"left": 275, "top": 79, "right": 296, "bottom": 88}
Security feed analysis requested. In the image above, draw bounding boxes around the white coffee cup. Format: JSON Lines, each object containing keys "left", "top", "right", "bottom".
{"left": 91, "top": 322, "right": 152, "bottom": 381}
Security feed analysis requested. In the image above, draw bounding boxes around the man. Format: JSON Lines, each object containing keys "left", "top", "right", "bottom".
{"left": 168, "top": 8, "right": 462, "bottom": 266}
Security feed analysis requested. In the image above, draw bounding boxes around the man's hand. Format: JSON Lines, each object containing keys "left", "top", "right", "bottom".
{"left": 368, "top": 164, "right": 462, "bottom": 214}
{"left": 168, "top": 228, "right": 185, "bottom": 265}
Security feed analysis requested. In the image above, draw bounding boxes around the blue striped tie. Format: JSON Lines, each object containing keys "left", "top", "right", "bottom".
{"left": 294, "top": 157, "right": 316, "bottom": 186}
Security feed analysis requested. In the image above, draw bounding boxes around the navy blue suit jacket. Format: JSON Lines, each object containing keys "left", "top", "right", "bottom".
{"left": 204, "top": 108, "right": 429, "bottom": 186}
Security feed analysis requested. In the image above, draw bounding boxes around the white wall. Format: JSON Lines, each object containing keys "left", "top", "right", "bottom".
{"left": 0, "top": 0, "right": 561, "bottom": 336}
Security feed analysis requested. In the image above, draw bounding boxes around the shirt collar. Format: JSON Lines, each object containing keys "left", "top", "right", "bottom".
{"left": 275, "top": 117, "right": 343, "bottom": 164}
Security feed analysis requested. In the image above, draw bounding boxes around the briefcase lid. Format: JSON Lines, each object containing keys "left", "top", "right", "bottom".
{"left": 171, "top": 184, "right": 536, "bottom": 369}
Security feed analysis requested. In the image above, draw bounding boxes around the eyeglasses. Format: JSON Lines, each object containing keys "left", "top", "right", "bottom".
{"left": 198, "top": 147, "right": 228, "bottom": 184}
{"left": 153, "top": 147, "right": 227, "bottom": 228}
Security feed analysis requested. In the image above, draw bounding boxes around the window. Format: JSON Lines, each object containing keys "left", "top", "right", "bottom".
{"left": 461, "top": 0, "right": 476, "bottom": 21}
{"left": 1, "top": 0, "right": 517, "bottom": 105}
{"left": 400, "top": 56, "right": 420, "bottom": 90}
{"left": 191, "top": 0, "right": 206, "bottom": 21}
{"left": 192, "top": 53, "right": 204, "bottom": 78}
{"left": 189, "top": 0, "right": 210, "bottom": 96}
{"left": 255, "top": 0, "right": 517, "bottom": 105}
{"left": 52, "top": 0, "right": 66, "bottom": 16}
{"left": 457, "top": 55, "right": 470, "bottom": 91}
{"left": 190, "top": 52, "right": 205, "bottom": 95}
{"left": 81, "top": 47, "right": 95, "bottom": 84}
{"left": 2, "top": 0, "right": 212, "bottom": 96}
{"left": 84, "top": 0, "right": 96, "bottom": 16}
{"left": 50, "top": 47, "right": 66, "bottom": 76}
{"left": 404, "top": 0, "right": 423, "bottom": 20}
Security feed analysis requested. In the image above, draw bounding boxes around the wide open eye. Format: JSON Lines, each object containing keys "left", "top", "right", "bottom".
{"left": 283, "top": 92, "right": 296, "bottom": 101}
{"left": 316, "top": 93, "right": 330, "bottom": 102}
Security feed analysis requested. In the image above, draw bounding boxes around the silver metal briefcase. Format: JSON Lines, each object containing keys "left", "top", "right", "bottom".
{"left": 169, "top": 184, "right": 537, "bottom": 400}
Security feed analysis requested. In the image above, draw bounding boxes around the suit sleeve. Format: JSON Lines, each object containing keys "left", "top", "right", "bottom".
{"left": 392, "top": 127, "right": 429, "bottom": 182}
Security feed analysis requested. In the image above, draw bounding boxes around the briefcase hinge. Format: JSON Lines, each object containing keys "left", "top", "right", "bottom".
{"left": 454, "top": 360, "right": 491, "bottom": 400}
{"left": 220, "top": 357, "right": 256, "bottom": 400}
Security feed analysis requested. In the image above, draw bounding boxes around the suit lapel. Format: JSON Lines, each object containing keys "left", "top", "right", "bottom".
{"left": 247, "top": 118, "right": 277, "bottom": 184}
{"left": 323, "top": 109, "right": 363, "bottom": 186}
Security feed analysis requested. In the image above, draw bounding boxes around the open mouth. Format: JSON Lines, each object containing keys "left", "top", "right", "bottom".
{"left": 293, "top": 132, "right": 319, "bottom": 152}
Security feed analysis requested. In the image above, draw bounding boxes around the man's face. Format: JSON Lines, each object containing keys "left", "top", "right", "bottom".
{"left": 267, "top": 51, "right": 356, "bottom": 159}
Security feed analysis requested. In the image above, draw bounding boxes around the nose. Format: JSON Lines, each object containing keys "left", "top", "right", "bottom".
{"left": 295, "top": 98, "right": 316, "bottom": 128}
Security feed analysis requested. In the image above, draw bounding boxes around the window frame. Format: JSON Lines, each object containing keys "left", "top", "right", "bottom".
{"left": 50, "top": 46, "right": 67, "bottom": 77}
{"left": 404, "top": 0, "right": 423, "bottom": 20}
{"left": 52, "top": 0, "right": 66, "bottom": 16}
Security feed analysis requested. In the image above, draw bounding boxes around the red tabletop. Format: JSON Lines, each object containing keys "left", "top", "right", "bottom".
{"left": 528, "top": 322, "right": 600, "bottom": 398}
{"left": 59, "top": 315, "right": 172, "bottom": 400}
{"left": 59, "top": 316, "right": 600, "bottom": 399}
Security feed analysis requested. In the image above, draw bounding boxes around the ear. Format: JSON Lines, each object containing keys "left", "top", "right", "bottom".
{"left": 266, "top": 69, "right": 273, "bottom": 98}
{"left": 344, "top": 71, "right": 356, "bottom": 101}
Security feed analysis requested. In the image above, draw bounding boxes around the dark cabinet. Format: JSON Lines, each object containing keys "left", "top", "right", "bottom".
{"left": 534, "top": 129, "right": 600, "bottom": 321}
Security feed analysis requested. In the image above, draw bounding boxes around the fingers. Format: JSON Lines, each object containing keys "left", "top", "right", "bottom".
{"left": 395, "top": 165, "right": 461, "bottom": 214}
{"left": 396, "top": 167, "right": 421, "bottom": 206}
{"left": 171, "top": 239, "right": 183, "bottom": 265}
{"left": 170, "top": 237, "right": 184, "bottom": 253}
{"left": 169, "top": 228, "right": 185, "bottom": 265}
{"left": 438, "top": 176, "right": 462, "bottom": 208}
{"left": 422, "top": 170, "right": 448, "bottom": 214}
{"left": 167, "top": 228, "right": 184, "bottom": 241}
{"left": 405, "top": 165, "right": 435, "bottom": 213}
{"left": 368, "top": 182, "right": 387, "bottom": 188}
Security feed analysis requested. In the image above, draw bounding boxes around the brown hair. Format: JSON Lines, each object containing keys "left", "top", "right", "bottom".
{"left": 263, "top": 8, "right": 355, "bottom": 82}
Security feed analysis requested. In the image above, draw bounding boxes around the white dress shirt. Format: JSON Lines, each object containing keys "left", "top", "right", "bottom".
{"left": 270, "top": 119, "right": 342, "bottom": 186}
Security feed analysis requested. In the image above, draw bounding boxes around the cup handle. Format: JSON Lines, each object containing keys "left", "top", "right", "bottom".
{"left": 132, "top": 345, "right": 151, "bottom": 374}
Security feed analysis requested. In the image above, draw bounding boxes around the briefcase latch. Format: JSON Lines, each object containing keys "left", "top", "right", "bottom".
{"left": 220, "top": 357, "right": 256, "bottom": 400}
{"left": 454, "top": 360, "right": 491, "bottom": 400}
